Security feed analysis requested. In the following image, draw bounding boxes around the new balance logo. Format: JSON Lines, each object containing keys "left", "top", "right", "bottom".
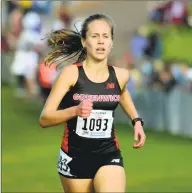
{"left": 111, "top": 159, "right": 120, "bottom": 163}
{"left": 106, "top": 83, "right": 115, "bottom": 89}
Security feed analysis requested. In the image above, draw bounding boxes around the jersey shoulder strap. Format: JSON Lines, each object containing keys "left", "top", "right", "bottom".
{"left": 107, "top": 65, "right": 121, "bottom": 91}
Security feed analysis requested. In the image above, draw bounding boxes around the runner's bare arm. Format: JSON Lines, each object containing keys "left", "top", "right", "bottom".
{"left": 114, "top": 67, "right": 139, "bottom": 120}
{"left": 115, "top": 67, "right": 146, "bottom": 148}
{"left": 39, "top": 65, "right": 78, "bottom": 128}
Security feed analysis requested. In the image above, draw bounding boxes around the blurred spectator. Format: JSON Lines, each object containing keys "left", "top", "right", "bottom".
{"left": 126, "top": 74, "right": 136, "bottom": 96}
{"left": 149, "top": 2, "right": 167, "bottom": 23}
{"left": 7, "top": 0, "right": 18, "bottom": 14}
{"left": 130, "top": 28, "right": 148, "bottom": 60}
{"left": 22, "top": 11, "right": 41, "bottom": 32}
{"left": 187, "top": 68, "right": 192, "bottom": 91}
{"left": 37, "top": 58, "right": 57, "bottom": 104}
{"left": 31, "top": 1, "right": 52, "bottom": 15}
{"left": 172, "top": 63, "right": 192, "bottom": 90}
{"left": 167, "top": 0, "right": 188, "bottom": 26}
{"left": 123, "top": 52, "right": 134, "bottom": 69}
{"left": 180, "top": 64, "right": 191, "bottom": 87}
{"left": 50, "top": 2, "right": 72, "bottom": 32}
{"left": 144, "top": 31, "right": 163, "bottom": 60}
{"left": 18, "top": 11, "right": 44, "bottom": 53}
{"left": 10, "top": 45, "right": 39, "bottom": 97}
{"left": 141, "top": 60, "right": 154, "bottom": 87}
{"left": 6, "top": 8, "right": 23, "bottom": 51}
{"left": 1, "top": 31, "right": 10, "bottom": 53}
{"left": 129, "top": 68, "right": 143, "bottom": 90}
{"left": 17, "top": 1, "right": 33, "bottom": 15}
{"left": 150, "top": 60, "right": 165, "bottom": 89}
{"left": 150, "top": 0, "right": 189, "bottom": 27}
{"left": 2, "top": 28, "right": 11, "bottom": 86}
{"left": 59, "top": 8, "right": 72, "bottom": 29}
{"left": 10, "top": 11, "right": 43, "bottom": 98}
{"left": 52, "top": 20, "right": 66, "bottom": 31}
{"left": 159, "top": 62, "right": 177, "bottom": 92}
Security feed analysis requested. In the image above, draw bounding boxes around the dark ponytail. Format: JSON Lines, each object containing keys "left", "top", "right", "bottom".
{"left": 45, "top": 14, "right": 114, "bottom": 68}
{"left": 45, "top": 29, "right": 86, "bottom": 67}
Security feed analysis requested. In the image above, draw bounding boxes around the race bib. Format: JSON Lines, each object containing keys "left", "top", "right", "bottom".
{"left": 57, "top": 149, "right": 73, "bottom": 176}
{"left": 76, "top": 110, "right": 114, "bottom": 138}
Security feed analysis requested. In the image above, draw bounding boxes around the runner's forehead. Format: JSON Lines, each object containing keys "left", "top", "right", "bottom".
{"left": 87, "top": 20, "right": 111, "bottom": 35}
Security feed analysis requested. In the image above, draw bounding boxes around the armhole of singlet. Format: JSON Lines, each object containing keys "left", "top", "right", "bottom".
{"left": 108, "top": 65, "right": 122, "bottom": 92}
{"left": 70, "top": 63, "right": 82, "bottom": 90}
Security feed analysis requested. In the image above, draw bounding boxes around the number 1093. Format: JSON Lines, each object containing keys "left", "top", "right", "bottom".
{"left": 82, "top": 118, "right": 108, "bottom": 131}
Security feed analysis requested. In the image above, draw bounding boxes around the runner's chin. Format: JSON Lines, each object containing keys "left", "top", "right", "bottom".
{"left": 93, "top": 52, "right": 107, "bottom": 61}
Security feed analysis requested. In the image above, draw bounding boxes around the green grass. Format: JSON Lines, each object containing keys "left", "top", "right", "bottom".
{"left": 2, "top": 87, "right": 192, "bottom": 192}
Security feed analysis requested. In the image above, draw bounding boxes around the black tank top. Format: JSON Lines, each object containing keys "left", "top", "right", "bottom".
{"left": 60, "top": 63, "right": 121, "bottom": 156}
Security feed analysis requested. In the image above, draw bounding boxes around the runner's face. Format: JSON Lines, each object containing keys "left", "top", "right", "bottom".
{"left": 82, "top": 20, "right": 113, "bottom": 62}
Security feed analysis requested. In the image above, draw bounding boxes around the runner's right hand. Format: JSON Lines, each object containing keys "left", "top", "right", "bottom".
{"left": 76, "top": 100, "right": 93, "bottom": 118}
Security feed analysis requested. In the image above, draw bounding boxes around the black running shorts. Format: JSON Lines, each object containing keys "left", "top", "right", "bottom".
{"left": 57, "top": 148, "right": 124, "bottom": 179}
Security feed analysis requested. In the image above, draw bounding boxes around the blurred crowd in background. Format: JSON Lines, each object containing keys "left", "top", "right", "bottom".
{"left": 2, "top": 1, "right": 81, "bottom": 103}
{"left": 1, "top": 0, "right": 192, "bottom": 105}
{"left": 126, "top": 0, "right": 192, "bottom": 95}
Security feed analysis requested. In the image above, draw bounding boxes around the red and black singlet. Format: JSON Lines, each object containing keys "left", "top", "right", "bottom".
{"left": 60, "top": 63, "right": 122, "bottom": 156}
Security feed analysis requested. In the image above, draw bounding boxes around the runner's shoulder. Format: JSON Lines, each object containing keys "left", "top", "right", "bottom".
{"left": 59, "top": 64, "right": 79, "bottom": 86}
{"left": 112, "top": 66, "right": 129, "bottom": 90}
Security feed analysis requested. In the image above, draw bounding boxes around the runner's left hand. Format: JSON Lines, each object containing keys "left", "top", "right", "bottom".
{"left": 133, "top": 122, "right": 146, "bottom": 148}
